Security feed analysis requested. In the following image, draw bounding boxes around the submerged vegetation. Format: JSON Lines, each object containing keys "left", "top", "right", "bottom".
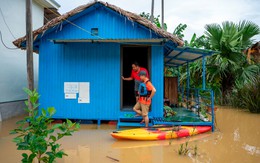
{"left": 178, "top": 141, "right": 198, "bottom": 156}
{"left": 230, "top": 77, "right": 260, "bottom": 113}
{"left": 10, "top": 88, "right": 80, "bottom": 163}
{"left": 141, "top": 12, "right": 260, "bottom": 113}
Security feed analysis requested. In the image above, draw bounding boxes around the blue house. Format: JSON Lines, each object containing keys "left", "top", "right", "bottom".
{"left": 14, "top": 1, "right": 216, "bottom": 128}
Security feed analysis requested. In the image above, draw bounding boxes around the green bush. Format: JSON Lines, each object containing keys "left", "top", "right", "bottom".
{"left": 239, "top": 78, "right": 260, "bottom": 113}
{"left": 230, "top": 78, "right": 260, "bottom": 113}
{"left": 10, "top": 88, "right": 80, "bottom": 163}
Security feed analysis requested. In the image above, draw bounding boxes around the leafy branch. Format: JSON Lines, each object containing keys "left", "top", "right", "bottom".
{"left": 10, "top": 88, "right": 80, "bottom": 163}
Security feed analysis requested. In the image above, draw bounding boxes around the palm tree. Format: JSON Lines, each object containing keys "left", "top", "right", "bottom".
{"left": 204, "top": 20, "right": 260, "bottom": 104}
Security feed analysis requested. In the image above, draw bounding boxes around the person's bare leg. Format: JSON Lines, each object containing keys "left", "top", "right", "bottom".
{"left": 143, "top": 115, "right": 149, "bottom": 127}
{"left": 133, "top": 106, "right": 142, "bottom": 115}
{"left": 134, "top": 96, "right": 141, "bottom": 116}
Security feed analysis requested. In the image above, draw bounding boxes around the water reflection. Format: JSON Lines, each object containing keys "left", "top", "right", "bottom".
{"left": 111, "top": 133, "right": 211, "bottom": 149}
{"left": 63, "top": 145, "right": 90, "bottom": 163}
{"left": 0, "top": 107, "right": 260, "bottom": 163}
{"left": 233, "top": 128, "right": 240, "bottom": 141}
{"left": 243, "top": 144, "right": 260, "bottom": 155}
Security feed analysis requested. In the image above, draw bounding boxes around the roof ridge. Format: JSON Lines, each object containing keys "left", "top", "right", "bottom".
{"left": 13, "top": 1, "right": 184, "bottom": 48}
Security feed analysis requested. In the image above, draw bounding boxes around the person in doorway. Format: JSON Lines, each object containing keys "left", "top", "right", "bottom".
{"left": 133, "top": 71, "right": 156, "bottom": 127}
{"left": 121, "top": 62, "right": 149, "bottom": 102}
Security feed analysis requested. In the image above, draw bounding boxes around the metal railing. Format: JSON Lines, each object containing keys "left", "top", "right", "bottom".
{"left": 177, "top": 86, "right": 215, "bottom": 131}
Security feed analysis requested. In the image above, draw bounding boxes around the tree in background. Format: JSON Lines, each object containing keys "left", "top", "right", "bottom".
{"left": 205, "top": 20, "right": 260, "bottom": 103}
{"left": 140, "top": 12, "right": 260, "bottom": 109}
{"left": 173, "top": 23, "right": 187, "bottom": 39}
{"left": 140, "top": 12, "right": 167, "bottom": 30}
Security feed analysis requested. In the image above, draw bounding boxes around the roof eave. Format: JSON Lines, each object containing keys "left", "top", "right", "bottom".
{"left": 13, "top": 1, "right": 184, "bottom": 49}
{"left": 35, "top": 0, "right": 60, "bottom": 9}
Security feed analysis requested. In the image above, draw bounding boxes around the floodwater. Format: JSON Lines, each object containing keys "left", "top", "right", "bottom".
{"left": 0, "top": 106, "right": 260, "bottom": 163}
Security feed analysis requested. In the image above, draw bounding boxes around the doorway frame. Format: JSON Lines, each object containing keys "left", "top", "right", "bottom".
{"left": 120, "top": 45, "right": 151, "bottom": 110}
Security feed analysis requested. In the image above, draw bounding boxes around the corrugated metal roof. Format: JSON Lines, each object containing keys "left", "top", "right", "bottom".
{"left": 164, "top": 47, "right": 218, "bottom": 67}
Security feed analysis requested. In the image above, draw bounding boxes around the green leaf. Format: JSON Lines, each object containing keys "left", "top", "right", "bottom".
{"left": 49, "top": 135, "right": 56, "bottom": 142}
{"left": 57, "top": 133, "right": 64, "bottom": 140}
{"left": 46, "top": 151, "right": 54, "bottom": 157}
{"left": 42, "top": 109, "right": 47, "bottom": 116}
{"left": 17, "top": 142, "right": 30, "bottom": 150}
{"left": 48, "top": 129, "right": 55, "bottom": 134}
{"left": 47, "top": 107, "right": 56, "bottom": 117}
{"left": 28, "top": 153, "right": 36, "bottom": 162}
{"left": 51, "top": 144, "right": 59, "bottom": 151}
{"left": 9, "top": 130, "right": 18, "bottom": 134}
{"left": 52, "top": 124, "right": 62, "bottom": 129}
{"left": 23, "top": 87, "right": 33, "bottom": 96}
{"left": 64, "top": 132, "right": 72, "bottom": 136}
{"left": 22, "top": 153, "right": 28, "bottom": 158}
{"left": 66, "top": 119, "right": 73, "bottom": 128}
{"left": 33, "top": 103, "right": 40, "bottom": 110}
{"left": 16, "top": 120, "right": 27, "bottom": 125}
{"left": 21, "top": 153, "right": 28, "bottom": 163}
{"left": 75, "top": 123, "right": 80, "bottom": 130}
{"left": 30, "top": 96, "right": 37, "bottom": 104}
{"left": 13, "top": 137, "right": 23, "bottom": 143}
{"left": 58, "top": 125, "right": 66, "bottom": 132}
{"left": 56, "top": 151, "right": 65, "bottom": 158}
{"left": 24, "top": 101, "right": 29, "bottom": 108}
{"left": 24, "top": 134, "right": 31, "bottom": 142}
{"left": 33, "top": 110, "right": 38, "bottom": 117}
{"left": 24, "top": 126, "right": 31, "bottom": 132}
{"left": 39, "top": 156, "right": 48, "bottom": 162}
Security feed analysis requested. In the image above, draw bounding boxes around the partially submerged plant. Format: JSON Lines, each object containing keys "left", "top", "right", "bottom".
{"left": 169, "top": 126, "right": 180, "bottom": 145}
{"left": 178, "top": 141, "right": 189, "bottom": 155}
{"left": 177, "top": 127, "right": 199, "bottom": 156}
{"left": 178, "top": 141, "right": 198, "bottom": 156}
{"left": 239, "top": 77, "right": 260, "bottom": 113}
{"left": 10, "top": 88, "right": 80, "bottom": 163}
{"left": 193, "top": 144, "right": 198, "bottom": 156}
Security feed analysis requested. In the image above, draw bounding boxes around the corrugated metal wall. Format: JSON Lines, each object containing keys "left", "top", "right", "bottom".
{"left": 39, "top": 41, "right": 120, "bottom": 119}
{"left": 38, "top": 5, "right": 164, "bottom": 120}
{"left": 151, "top": 46, "right": 164, "bottom": 117}
{"left": 43, "top": 5, "right": 159, "bottom": 40}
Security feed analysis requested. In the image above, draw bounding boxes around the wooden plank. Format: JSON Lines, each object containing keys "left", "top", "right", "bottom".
{"left": 164, "top": 77, "right": 169, "bottom": 98}
{"left": 164, "top": 77, "right": 178, "bottom": 104}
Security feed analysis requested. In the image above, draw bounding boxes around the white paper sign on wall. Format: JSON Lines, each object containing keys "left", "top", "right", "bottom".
{"left": 65, "top": 93, "right": 77, "bottom": 99}
{"left": 78, "top": 82, "right": 90, "bottom": 103}
{"left": 64, "top": 82, "right": 79, "bottom": 94}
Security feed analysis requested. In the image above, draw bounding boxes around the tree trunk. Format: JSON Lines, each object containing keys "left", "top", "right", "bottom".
{"left": 26, "top": 0, "right": 34, "bottom": 112}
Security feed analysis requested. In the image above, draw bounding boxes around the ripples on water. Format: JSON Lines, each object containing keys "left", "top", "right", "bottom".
{"left": 0, "top": 106, "right": 259, "bottom": 163}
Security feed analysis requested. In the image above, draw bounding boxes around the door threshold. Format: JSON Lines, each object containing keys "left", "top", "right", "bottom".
{"left": 121, "top": 107, "right": 133, "bottom": 111}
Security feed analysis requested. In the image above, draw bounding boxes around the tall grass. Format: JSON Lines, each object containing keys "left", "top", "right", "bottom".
{"left": 239, "top": 78, "right": 260, "bottom": 113}
{"left": 230, "top": 77, "right": 260, "bottom": 113}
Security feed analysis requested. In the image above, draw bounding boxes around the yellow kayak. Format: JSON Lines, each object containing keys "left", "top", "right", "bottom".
{"left": 111, "top": 126, "right": 211, "bottom": 141}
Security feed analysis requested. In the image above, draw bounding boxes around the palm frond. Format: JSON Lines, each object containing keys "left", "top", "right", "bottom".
{"left": 238, "top": 20, "right": 260, "bottom": 47}
{"left": 235, "top": 64, "right": 260, "bottom": 86}
{"left": 204, "top": 23, "right": 223, "bottom": 50}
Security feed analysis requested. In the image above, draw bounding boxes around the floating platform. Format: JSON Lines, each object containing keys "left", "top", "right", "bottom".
{"left": 117, "top": 108, "right": 214, "bottom": 131}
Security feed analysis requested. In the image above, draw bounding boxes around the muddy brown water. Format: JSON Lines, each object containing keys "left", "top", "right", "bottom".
{"left": 0, "top": 106, "right": 259, "bottom": 163}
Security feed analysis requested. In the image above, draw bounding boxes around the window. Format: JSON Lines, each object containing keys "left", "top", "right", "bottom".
{"left": 91, "top": 28, "right": 98, "bottom": 36}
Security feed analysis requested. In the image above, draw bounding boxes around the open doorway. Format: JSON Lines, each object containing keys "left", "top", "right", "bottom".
{"left": 121, "top": 46, "right": 151, "bottom": 110}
